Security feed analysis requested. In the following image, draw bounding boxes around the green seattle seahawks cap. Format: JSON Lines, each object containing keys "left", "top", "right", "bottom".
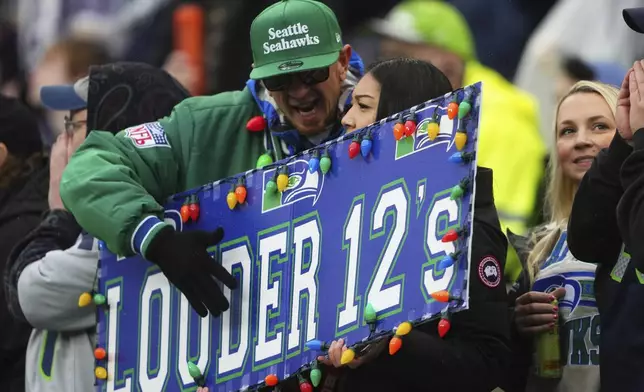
{"left": 249, "top": 0, "right": 343, "bottom": 80}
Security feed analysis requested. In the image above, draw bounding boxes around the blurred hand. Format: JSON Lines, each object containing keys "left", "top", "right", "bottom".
{"left": 48, "top": 133, "right": 69, "bottom": 210}
{"left": 318, "top": 339, "right": 363, "bottom": 369}
{"left": 617, "top": 68, "right": 633, "bottom": 141}
{"left": 514, "top": 287, "right": 565, "bottom": 336}
{"left": 196, "top": 387, "right": 208, "bottom": 392}
{"left": 630, "top": 60, "right": 644, "bottom": 134}
{"left": 163, "top": 51, "right": 198, "bottom": 94}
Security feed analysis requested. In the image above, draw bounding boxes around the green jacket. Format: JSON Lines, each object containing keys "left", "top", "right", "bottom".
{"left": 60, "top": 49, "right": 364, "bottom": 257}
{"left": 60, "top": 88, "right": 268, "bottom": 257}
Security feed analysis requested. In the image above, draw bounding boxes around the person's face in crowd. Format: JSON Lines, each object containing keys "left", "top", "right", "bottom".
{"left": 556, "top": 92, "right": 616, "bottom": 182}
{"left": 380, "top": 38, "right": 464, "bottom": 89}
{"left": 341, "top": 72, "right": 381, "bottom": 133}
{"left": 65, "top": 109, "right": 88, "bottom": 153}
{"left": 266, "top": 45, "right": 352, "bottom": 136}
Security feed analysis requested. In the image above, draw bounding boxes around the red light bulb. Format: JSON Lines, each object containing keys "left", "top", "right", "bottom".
{"left": 299, "top": 380, "right": 313, "bottom": 392}
{"left": 438, "top": 318, "right": 451, "bottom": 338}
{"left": 188, "top": 196, "right": 200, "bottom": 221}
{"left": 348, "top": 140, "right": 360, "bottom": 159}
{"left": 441, "top": 229, "right": 459, "bottom": 242}
{"left": 246, "top": 115, "right": 266, "bottom": 132}
{"left": 403, "top": 119, "right": 416, "bottom": 136}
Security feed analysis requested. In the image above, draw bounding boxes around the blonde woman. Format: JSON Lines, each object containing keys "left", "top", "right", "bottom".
{"left": 505, "top": 81, "right": 618, "bottom": 392}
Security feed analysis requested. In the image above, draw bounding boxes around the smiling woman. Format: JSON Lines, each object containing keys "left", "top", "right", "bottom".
{"left": 507, "top": 80, "right": 619, "bottom": 392}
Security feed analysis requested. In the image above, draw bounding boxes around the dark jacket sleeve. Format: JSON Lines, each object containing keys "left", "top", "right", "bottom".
{"left": 503, "top": 257, "right": 533, "bottom": 392}
{"left": 337, "top": 167, "right": 510, "bottom": 392}
{"left": 568, "top": 132, "right": 632, "bottom": 264}
{"left": 4, "top": 209, "right": 82, "bottom": 324}
{"left": 617, "top": 130, "right": 644, "bottom": 270}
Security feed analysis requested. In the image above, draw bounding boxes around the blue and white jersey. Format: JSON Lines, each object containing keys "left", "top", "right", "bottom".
{"left": 527, "top": 230, "right": 600, "bottom": 392}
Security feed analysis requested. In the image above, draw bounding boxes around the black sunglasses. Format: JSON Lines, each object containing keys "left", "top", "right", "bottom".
{"left": 262, "top": 67, "right": 330, "bottom": 92}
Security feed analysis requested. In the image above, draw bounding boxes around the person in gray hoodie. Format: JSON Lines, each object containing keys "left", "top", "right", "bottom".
{"left": 3, "top": 61, "right": 189, "bottom": 392}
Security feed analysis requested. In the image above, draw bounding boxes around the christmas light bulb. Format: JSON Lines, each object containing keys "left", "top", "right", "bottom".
{"left": 455, "top": 130, "right": 467, "bottom": 151}
{"left": 95, "top": 366, "right": 107, "bottom": 380}
{"left": 320, "top": 150, "right": 332, "bottom": 174}
{"left": 78, "top": 292, "right": 92, "bottom": 307}
{"left": 389, "top": 336, "right": 402, "bottom": 355}
{"left": 340, "top": 348, "right": 355, "bottom": 365}
{"left": 94, "top": 347, "right": 106, "bottom": 360}
{"left": 256, "top": 152, "right": 273, "bottom": 169}
{"left": 265, "top": 374, "right": 279, "bottom": 387}
{"left": 364, "top": 303, "right": 377, "bottom": 324}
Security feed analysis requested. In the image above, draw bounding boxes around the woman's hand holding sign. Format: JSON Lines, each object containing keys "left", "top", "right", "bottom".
{"left": 514, "top": 287, "right": 565, "bottom": 336}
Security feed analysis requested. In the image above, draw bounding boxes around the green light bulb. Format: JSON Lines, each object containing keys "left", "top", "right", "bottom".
{"left": 265, "top": 179, "right": 277, "bottom": 194}
{"left": 310, "top": 367, "right": 322, "bottom": 387}
{"left": 450, "top": 184, "right": 464, "bottom": 200}
{"left": 187, "top": 361, "right": 202, "bottom": 379}
{"left": 256, "top": 153, "right": 273, "bottom": 169}
{"left": 320, "top": 155, "right": 331, "bottom": 174}
{"left": 93, "top": 293, "right": 106, "bottom": 306}
{"left": 364, "top": 303, "right": 377, "bottom": 324}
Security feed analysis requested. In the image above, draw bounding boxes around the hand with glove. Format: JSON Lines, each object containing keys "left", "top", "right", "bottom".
{"left": 146, "top": 226, "right": 238, "bottom": 317}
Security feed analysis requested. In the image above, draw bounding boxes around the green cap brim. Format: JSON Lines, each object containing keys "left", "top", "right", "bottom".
{"left": 250, "top": 51, "right": 340, "bottom": 80}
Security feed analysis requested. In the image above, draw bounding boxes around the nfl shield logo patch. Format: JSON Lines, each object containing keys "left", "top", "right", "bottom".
{"left": 124, "top": 122, "right": 170, "bottom": 148}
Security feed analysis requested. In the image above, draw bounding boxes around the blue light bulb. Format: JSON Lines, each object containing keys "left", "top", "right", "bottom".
{"left": 305, "top": 339, "right": 326, "bottom": 351}
{"left": 438, "top": 254, "right": 456, "bottom": 270}
{"left": 449, "top": 152, "right": 464, "bottom": 163}
{"left": 309, "top": 157, "right": 320, "bottom": 173}
{"left": 360, "top": 138, "right": 372, "bottom": 157}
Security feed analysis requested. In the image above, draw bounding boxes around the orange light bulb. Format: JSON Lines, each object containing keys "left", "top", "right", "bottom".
{"left": 389, "top": 336, "right": 402, "bottom": 355}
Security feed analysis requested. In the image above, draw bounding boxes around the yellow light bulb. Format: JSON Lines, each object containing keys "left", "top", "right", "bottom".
{"left": 340, "top": 348, "right": 355, "bottom": 365}
{"left": 455, "top": 131, "right": 467, "bottom": 151}
{"left": 427, "top": 122, "right": 439, "bottom": 141}
{"left": 78, "top": 292, "right": 92, "bottom": 307}
{"left": 226, "top": 191, "right": 237, "bottom": 210}
{"left": 277, "top": 173, "right": 289, "bottom": 192}
{"left": 396, "top": 321, "right": 413, "bottom": 336}
{"left": 95, "top": 366, "right": 107, "bottom": 379}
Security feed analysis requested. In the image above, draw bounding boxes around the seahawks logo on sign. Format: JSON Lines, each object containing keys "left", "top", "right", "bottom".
{"left": 261, "top": 159, "right": 324, "bottom": 213}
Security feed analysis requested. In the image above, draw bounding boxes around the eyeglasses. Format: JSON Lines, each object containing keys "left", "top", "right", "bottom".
{"left": 64, "top": 116, "right": 87, "bottom": 135}
{"left": 261, "top": 67, "right": 330, "bottom": 92}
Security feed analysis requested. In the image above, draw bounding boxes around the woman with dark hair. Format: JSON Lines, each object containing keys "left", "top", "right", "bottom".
{"left": 307, "top": 57, "right": 510, "bottom": 391}
{"left": 342, "top": 57, "right": 453, "bottom": 132}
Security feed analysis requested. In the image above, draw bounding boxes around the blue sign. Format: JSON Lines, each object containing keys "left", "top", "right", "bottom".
{"left": 96, "top": 83, "right": 482, "bottom": 392}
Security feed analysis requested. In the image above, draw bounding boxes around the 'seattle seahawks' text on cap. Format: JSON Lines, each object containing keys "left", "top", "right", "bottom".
{"left": 249, "top": 0, "right": 343, "bottom": 80}
{"left": 624, "top": 8, "right": 644, "bottom": 33}
{"left": 40, "top": 76, "right": 89, "bottom": 111}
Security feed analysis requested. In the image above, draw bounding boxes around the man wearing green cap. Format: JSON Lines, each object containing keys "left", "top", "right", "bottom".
{"left": 372, "top": 0, "right": 546, "bottom": 283}
{"left": 59, "top": 0, "right": 364, "bottom": 319}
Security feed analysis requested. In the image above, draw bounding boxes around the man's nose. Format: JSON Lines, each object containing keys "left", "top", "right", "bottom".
{"left": 287, "top": 78, "right": 311, "bottom": 99}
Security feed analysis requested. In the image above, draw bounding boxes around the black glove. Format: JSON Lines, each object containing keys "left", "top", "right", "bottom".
{"left": 146, "top": 226, "right": 238, "bottom": 317}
